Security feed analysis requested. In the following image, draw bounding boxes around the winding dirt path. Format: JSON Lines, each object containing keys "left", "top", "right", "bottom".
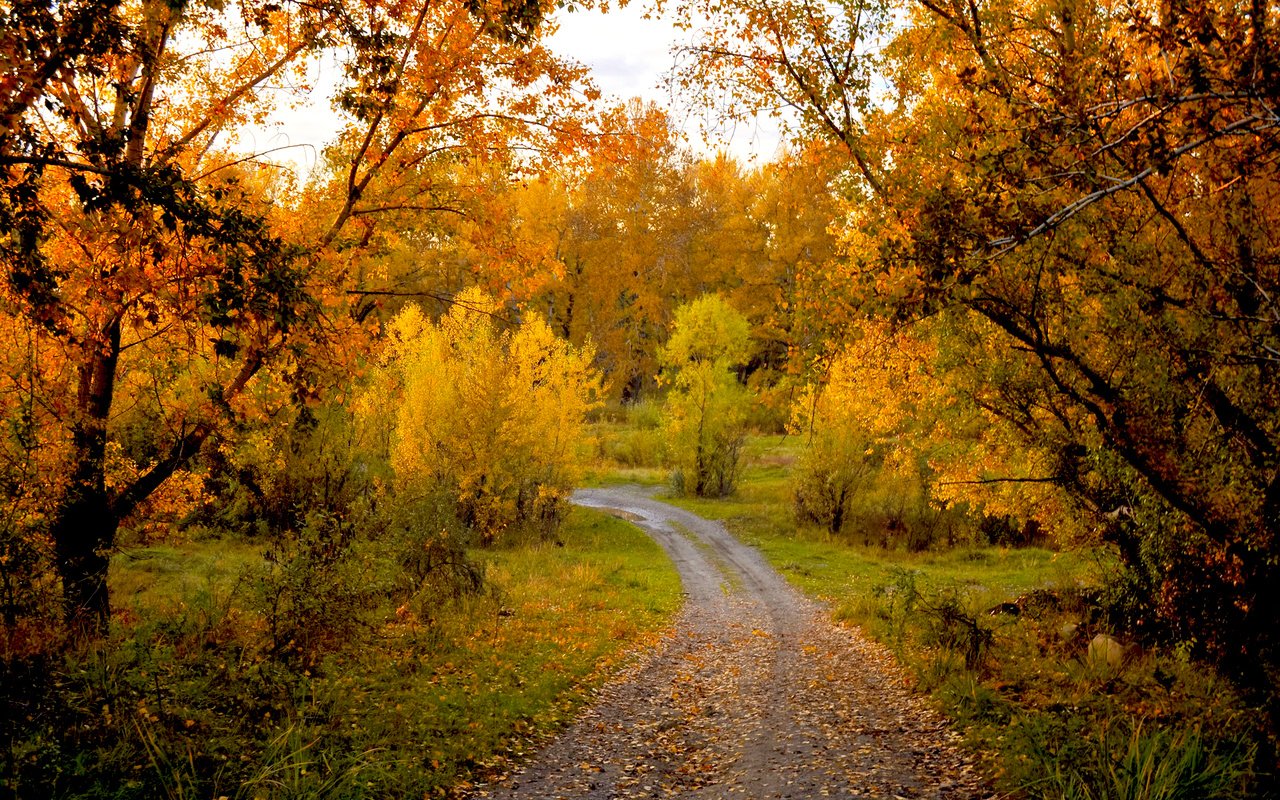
{"left": 475, "top": 486, "right": 989, "bottom": 799}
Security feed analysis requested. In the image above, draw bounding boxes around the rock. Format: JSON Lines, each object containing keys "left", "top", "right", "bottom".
{"left": 1087, "top": 633, "right": 1128, "bottom": 668}
{"left": 1058, "top": 622, "right": 1079, "bottom": 642}
{"left": 987, "top": 602, "right": 1021, "bottom": 617}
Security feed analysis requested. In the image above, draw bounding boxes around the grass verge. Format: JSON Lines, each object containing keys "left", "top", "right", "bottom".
{"left": 3, "top": 506, "right": 680, "bottom": 799}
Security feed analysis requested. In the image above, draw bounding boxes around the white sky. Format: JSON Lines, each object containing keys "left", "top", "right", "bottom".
{"left": 242, "top": 3, "right": 784, "bottom": 179}
{"left": 545, "top": 2, "right": 785, "bottom": 163}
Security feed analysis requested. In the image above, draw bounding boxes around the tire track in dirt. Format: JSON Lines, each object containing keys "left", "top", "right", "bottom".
{"left": 473, "top": 486, "right": 990, "bottom": 799}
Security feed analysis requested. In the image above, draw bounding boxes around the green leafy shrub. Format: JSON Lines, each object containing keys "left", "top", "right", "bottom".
{"left": 381, "top": 488, "right": 484, "bottom": 613}
{"left": 917, "top": 590, "right": 994, "bottom": 670}
{"left": 605, "top": 428, "right": 668, "bottom": 468}
{"left": 0, "top": 447, "right": 59, "bottom": 645}
{"left": 659, "top": 294, "right": 753, "bottom": 498}
{"left": 0, "top": 518, "right": 55, "bottom": 639}
{"left": 791, "top": 437, "right": 878, "bottom": 535}
{"left": 252, "top": 511, "right": 387, "bottom": 666}
{"left": 872, "top": 566, "right": 921, "bottom": 648}
{"left": 194, "top": 400, "right": 378, "bottom": 540}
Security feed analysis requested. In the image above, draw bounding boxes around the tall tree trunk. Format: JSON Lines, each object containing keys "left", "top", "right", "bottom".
{"left": 52, "top": 474, "right": 118, "bottom": 631}
{"left": 53, "top": 313, "right": 122, "bottom": 632}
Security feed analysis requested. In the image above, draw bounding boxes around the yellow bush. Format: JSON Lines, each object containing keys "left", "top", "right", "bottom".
{"left": 365, "top": 289, "right": 602, "bottom": 544}
{"left": 659, "top": 295, "right": 753, "bottom": 497}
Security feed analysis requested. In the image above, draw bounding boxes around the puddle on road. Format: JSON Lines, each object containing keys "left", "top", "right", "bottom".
{"left": 595, "top": 506, "right": 645, "bottom": 523}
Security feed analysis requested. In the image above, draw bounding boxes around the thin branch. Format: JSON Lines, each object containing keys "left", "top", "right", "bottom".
{"left": 346, "top": 289, "right": 515, "bottom": 325}
{"left": 936, "top": 476, "right": 1060, "bottom": 486}
{"left": 987, "top": 114, "right": 1278, "bottom": 255}
{"left": 349, "top": 203, "right": 465, "bottom": 216}
{"left": 0, "top": 154, "right": 114, "bottom": 176}
{"left": 192, "top": 143, "right": 320, "bottom": 180}
{"left": 160, "top": 35, "right": 318, "bottom": 164}
{"left": 119, "top": 321, "right": 177, "bottom": 353}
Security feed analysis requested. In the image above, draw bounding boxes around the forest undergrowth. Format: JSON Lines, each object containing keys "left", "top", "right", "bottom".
{"left": 1, "top": 508, "right": 680, "bottom": 799}
{"left": 589, "top": 410, "right": 1267, "bottom": 800}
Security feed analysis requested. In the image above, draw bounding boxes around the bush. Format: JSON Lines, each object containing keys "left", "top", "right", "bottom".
{"left": 791, "top": 437, "right": 878, "bottom": 534}
{"left": 0, "top": 445, "right": 60, "bottom": 645}
{"left": 787, "top": 329, "right": 915, "bottom": 538}
{"left": 669, "top": 425, "right": 744, "bottom": 498}
{"left": 196, "top": 404, "right": 375, "bottom": 542}
{"left": 916, "top": 590, "right": 994, "bottom": 670}
{"left": 0, "top": 594, "right": 305, "bottom": 800}
{"left": 382, "top": 488, "right": 484, "bottom": 612}
{"left": 363, "top": 290, "right": 602, "bottom": 544}
{"left": 0, "top": 520, "right": 56, "bottom": 642}
{"left": 659, "top": 295, "right": 753, "bottom": 498}
{"left": 625, "top": 398, "right": 664, "bottom": 430}
{"left": 253, "top": 511, "right": 386, "bottom": 666}
{"left": 601, "top": 426, "right": 668, "bottom": 468}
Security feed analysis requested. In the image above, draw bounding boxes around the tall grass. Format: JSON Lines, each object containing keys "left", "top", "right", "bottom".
{"left": 1025, "top": 720, "right": 1256, "bottom": 800}
{"left": 603, "top": 400, "right": 666, "bottom": 465}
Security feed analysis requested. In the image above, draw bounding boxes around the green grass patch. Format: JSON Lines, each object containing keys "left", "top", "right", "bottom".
{"left": 5, "top": 507, "right": 680, "bottom": 799}
{"left": 585, "top": 400, "right": 670, "bottom": 480}
{"left": 110, "top": 539, "right": 264, "bottom": 619}
{"left": 296, "top": 506, "right": 682, "bottom": 798}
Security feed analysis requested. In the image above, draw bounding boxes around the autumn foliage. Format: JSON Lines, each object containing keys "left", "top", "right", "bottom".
{"left": 660, "top": 294, "right": 753, "bottom": 497}
{"left": 0, "top": 0, "right": 600, "bottom": 631}
{"left": 679, "top": 0, "right": 1280, "bottom": 743}
{"left": 2, "top": 0, "right": 1280, "bottom": 789}
{"left": 366, "top": 289, "right": 602, "bottom": 544}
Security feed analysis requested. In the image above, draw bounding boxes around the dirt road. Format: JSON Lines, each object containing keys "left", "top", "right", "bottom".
{"left": 476, "top": 486, "right": 987, "bottom": 799}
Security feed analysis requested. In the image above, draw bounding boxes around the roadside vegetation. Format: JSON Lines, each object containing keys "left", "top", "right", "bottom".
{"left": 1, "top": 295, "right": 681, "bottom": 800}
{"left": 592, "top": 408, "right": 1266, "bottom": 799}
{"left": 3, "top": 507, "right": 679, "bottom": 799}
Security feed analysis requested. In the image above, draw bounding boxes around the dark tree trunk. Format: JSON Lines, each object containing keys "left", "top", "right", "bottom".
{"left": 53, "top": 314, "right": 121, "bottom": 633}
{"left": 52, "top": 481, "right": 118, "bottom": 631}
{"left": 560, "top": 266, "right": 577, "bottom": 341}
{"left": 830, "top": 487, "right": 847, "bottom": 535}
{"left": 48, "top": 318, "right": 262, "bottom": 634}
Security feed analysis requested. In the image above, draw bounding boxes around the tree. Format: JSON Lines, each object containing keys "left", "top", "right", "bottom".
{"left": 790, "top": 321, "right": 917, "bottom": 535}
{"left": 735, "top": 145, "right": 847, "bottom": 408}
{"left": 503, "top": 107, "right": 841, "bottom": 405}
{"left": 670, "top": 0, "right": 893, "bottom": 194}
{"left": 677, "top": 0, "right": 1280, "bottom": 736}
{"left": 541, "top": 101, "right": 702, "bottom": 400}
{"left": 792, "top": 317, "right": 1082, "bottom": 545}
{"left": 865, "top": 0, "right": 1280, "bottom": 731}
{"left": 399, "top": 108, "right": 848, "bottom": 413}
{"left": 364, "top": 289, "right": 602, "bottom": 544}
{"left": 660, "top": 294, "right": 753, "bottom": 497}
{"left": 340, "top": 101, "right": 703, "bottom": 402}
{"left": 0, "top": 0, "right": 595, "bottom": 631}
